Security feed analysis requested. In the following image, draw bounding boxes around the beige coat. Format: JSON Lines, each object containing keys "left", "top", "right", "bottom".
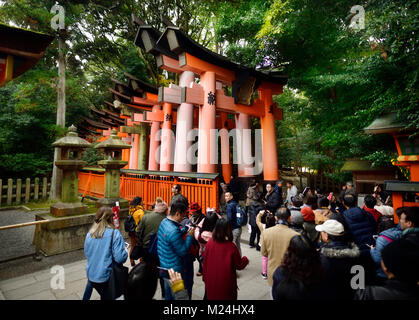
{"left": 261, "top": 224, "right": 299, "bottom": 286}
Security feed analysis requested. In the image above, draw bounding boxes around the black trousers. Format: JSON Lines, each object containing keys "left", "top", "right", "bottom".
{"left": 249, "top": 225, "right": 261, "bottom": 247}
{"left": 91, "top": 280, "right": 111, "bottom": 300}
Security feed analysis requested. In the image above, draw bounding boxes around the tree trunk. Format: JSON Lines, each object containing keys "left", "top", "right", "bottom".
{"left": 50, "top": 34, "right": 66, "bottom": 201}
{"left": 293, "top": 125, "right": 303, "bottom": 189}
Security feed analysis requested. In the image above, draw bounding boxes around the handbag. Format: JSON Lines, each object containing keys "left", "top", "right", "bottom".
{"left": 106, "top": 229, "right": 129, "bottom": 300}
{"left": 130, "top": 241, "right": 143, "bottom": 260}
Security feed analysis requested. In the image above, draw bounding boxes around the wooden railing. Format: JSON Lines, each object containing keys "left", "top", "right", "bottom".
{"left": 78, "top": 168, "right": 219, "bottom": 211}
{"left": 0, "top": 177, "right": 50, "bottom": 206}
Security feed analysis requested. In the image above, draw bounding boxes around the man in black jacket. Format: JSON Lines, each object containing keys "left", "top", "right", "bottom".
{"left": 248, "top": 200, "right": 264, "bottom": 250}
{"left": 264, "top": 183, "right": 281, "bottom": 214}
{"left": 316, "top": 219, "right": 362, "bottom": 300}
{"left": 225, "top": 191, "right": 242, "bottom": 256}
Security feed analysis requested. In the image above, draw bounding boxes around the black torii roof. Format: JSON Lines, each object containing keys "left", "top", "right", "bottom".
{"left": 0, "top": 23, "right": 54, "bottom": 81}
{"left": 134, "top": 24, "right": 287, "bottom": 86}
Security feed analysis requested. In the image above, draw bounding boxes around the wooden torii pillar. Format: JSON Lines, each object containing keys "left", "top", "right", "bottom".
{"left": 157, "top": 55, "right": 283, "bottom": 181}
{"left": 133, "top": 92, "right": 179, "bottom": 172}
{"left": 120, "top": 120, "right": 149, "bottom": 170}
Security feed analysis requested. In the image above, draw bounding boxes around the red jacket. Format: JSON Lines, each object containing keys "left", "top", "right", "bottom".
{"left": 203, "top": 238, "right": 249, "bottom": 300}
{"left": 363, "top": 206, "right": 382, "bottom": 223}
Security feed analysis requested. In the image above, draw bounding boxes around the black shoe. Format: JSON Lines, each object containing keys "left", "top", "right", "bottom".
{"left": 249, "top": 244, "right": 256, "bottom": 248}
{"left": 256, "top": 246, "right": 261, "bottom": 251}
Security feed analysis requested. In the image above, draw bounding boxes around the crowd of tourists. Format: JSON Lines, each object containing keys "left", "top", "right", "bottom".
{"left": 82, "top": 178, "right": 419, "bottom": 300}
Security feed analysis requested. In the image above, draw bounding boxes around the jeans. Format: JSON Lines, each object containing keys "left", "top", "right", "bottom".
{"left": 232, "top": 227, "right": 242, "bottom": 256}
{"left": 162, "top": 277, "right": 176, "bottom": 300}
{"left": 249, "top": 225, "right": 260, "bottom": 248}
{"left": 82, "top": 280, "right": 93, "bottom": 300}
{"left": 161, "top": 268, "right": 192, "bottom": 300}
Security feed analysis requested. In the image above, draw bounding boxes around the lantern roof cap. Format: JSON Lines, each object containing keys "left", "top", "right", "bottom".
{"left": 94, "top": 129, "right": 132, "bottom": 150}
{"left": 364, "top": 112, "right": 407, "bottom": 134}
{"left": 52, "top": 125, "right": 92, "bottom": 148}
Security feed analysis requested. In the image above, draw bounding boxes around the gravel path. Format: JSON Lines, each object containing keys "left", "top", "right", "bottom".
{"left": 0, "top": 209, "right": 40, "bottom": 262}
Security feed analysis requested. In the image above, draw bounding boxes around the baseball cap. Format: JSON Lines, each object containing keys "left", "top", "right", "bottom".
{"left": 315, "top": 219, "right": 344, "bottom": 236}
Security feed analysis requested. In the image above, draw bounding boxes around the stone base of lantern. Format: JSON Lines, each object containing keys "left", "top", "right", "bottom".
{"left": 33, "top": 210, "right": 129, "bottom": 256}
{"left": 50, "top": 201, "right": 88, "bottom": 218}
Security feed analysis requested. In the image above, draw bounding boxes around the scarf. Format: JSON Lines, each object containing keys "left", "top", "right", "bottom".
{"left": 276, "top": 219, "right": 289, "bottom": 227}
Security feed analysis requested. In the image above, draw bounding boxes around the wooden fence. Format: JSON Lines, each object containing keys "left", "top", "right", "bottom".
{"left": 0, "top": 177, "right": 50, "bottom": 206}
{"left": 306, "top": 173, "right": 343, "bottom": 194}
{"left": 78, "top": 168, "right": 219, "bottom": 211}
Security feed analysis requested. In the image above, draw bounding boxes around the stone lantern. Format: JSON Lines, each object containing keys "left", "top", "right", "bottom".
{"left": 94, "top": 129, "right": 131, "bottom": 210}
{"left": 50, "top": 125, "right": 92, "bottom": 217}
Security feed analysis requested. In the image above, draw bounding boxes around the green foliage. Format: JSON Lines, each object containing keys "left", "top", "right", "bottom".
{"left": 215, "top": 0, "right": 418, "bottom": 177}
{"left": 0, "top": 0, "right": 223, "bottom": 178}
{"left": 82, "top": 144, "right": 104, "bottom": 167}
{"left": 362, "top": 150, "right": 398, "bottom": 168}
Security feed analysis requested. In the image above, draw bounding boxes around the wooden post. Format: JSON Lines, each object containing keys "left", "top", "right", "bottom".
{"left": 42, "top": 177, "right": 47, "bottom": 200}
{"left": 50, "top": 33, "right": 66, "bottom": 202}
{"left": 16, "top": 179, "right": 22, "bottom": 205}
{"left": 34, "top": 223, "right": 43, "bottom": 261}
{"left": 7, "top": 178, "right": 13, "bottom": 206}
{"left": 34, "top": 177, "right": 39, "bottom": 201}
{"left": 25, "top": 178, "right": 30, "bottom": 203}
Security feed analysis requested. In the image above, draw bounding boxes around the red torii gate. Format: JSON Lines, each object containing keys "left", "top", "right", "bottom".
{"left": 135, "top": 24, "right": 287, "bottom": 182}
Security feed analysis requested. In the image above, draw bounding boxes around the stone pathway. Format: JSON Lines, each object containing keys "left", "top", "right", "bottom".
{"left": 0, "top": 226, "right": 271, "bottom": 300}
{"left": 0, "top": 208, "right": 44, "bottom": 262}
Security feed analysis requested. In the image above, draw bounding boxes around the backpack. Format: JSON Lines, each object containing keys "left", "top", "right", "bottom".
{"left": 124, "top": 213, "right": 137, "bottom": 233}
{"left": 236, "top": 204, "right": 248, "bottom": 227}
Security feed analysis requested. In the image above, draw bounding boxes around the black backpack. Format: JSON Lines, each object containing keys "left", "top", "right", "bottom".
{"left": 236, "top": 204, "right": 248, "bottom": 226}
{"left": 124, "top": 214, "right": 136, "bottom": 233}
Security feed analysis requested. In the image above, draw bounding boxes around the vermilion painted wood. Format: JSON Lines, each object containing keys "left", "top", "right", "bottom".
{"left": 220, "top": 112, "right": 232, "bottom": 184}
{"left": 259, "top": 88, "right": 279, "bottom": 181}
{"left": 148, "top": 105, "right": 161, "bottom": 171}
{"left": 179, "top": 52, "right": 235, "bottom": 84}
{"left": 79, "top": 170, "right": 219, "bottom": 211}
{"left": 198, "top": 71, "right": 217, "bottom": 174}
{"left": 132, "top": 96, "right": 157, "bottom": 106}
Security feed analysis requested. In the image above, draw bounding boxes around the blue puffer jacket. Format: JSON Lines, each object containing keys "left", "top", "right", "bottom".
{"left": 157, "top": 218, "right": 193, "bottom": 273}
{"left": 343, "top": 207, "right": 376, "bottom": 255}
{"left": 370, "top": 224, "right": 402, "bottom": 278}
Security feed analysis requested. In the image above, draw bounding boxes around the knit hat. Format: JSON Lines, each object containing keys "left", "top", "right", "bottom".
{"left": 153, "top": 201, "right": 168, "bottom": 214}
{"left": 381, "top": 239, "right": 419, "bottom": 283}
{"left": 315, "top": 219, "right": 344, "bottom": 236}
{"left": 301, "top": 206, "right": 315, "bottom": 222}
{"left": 189, "top": 202, "right": 201, "bottom": 213}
